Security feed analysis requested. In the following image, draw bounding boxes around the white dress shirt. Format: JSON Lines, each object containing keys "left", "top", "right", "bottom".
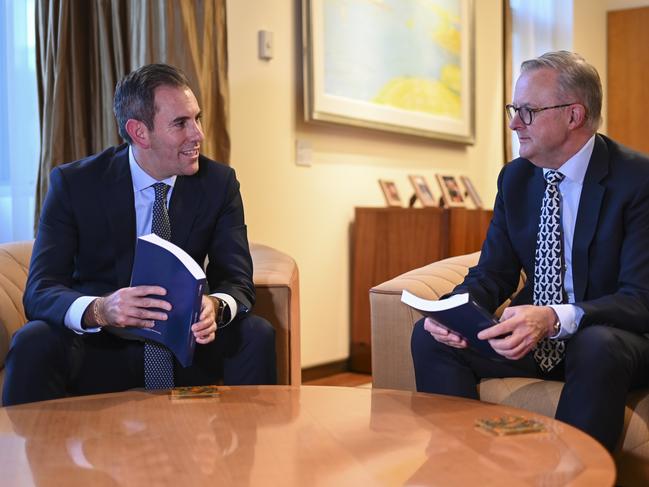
{"left": 545, "top": 134, "right": 595, "bottom": 339}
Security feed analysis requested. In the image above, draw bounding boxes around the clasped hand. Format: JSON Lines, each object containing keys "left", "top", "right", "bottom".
{"left": 424, "top": 305, "right": 558, "bottom": 360}
{"left": 96, "top": 286, "right": 217, "bottom": 344}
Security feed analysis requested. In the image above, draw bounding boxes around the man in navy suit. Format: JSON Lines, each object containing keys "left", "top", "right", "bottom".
{"left": 3, "top": 64, "right": 276, "bottom": 406}
{"left": 411, "top": 51, "right": 649, "bottom": 452}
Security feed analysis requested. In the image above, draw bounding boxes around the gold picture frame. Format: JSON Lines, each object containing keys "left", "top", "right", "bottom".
{"left": 436, "top": 174, "right": 465, "bottom": 208}
{"left": 408, "top": 175, "right": 437, "bottom": 207}
{"left": 379, "top": 180, "right": 402, "bottom": 207}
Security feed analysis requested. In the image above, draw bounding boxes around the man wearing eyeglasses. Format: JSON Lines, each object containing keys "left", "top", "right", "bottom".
{"left": 412, "top": 50, "right": 649, "bottom": 452}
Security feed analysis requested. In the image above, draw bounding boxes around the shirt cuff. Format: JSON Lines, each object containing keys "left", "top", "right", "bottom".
{"left": 64, "top": 296, "right": 102, "bottom": 334}
{"left": 548, "top": 304, "right": 584, "bottom": 339}
{"left": 211, "top": 293, "right": 238, "bottom": 326}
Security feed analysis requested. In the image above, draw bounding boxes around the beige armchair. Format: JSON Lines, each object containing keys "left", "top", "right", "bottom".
{"left": 0, "top": 240, "right": 301, "bottom": 403}
{"left": 370, "top": 252, "right": 649, "bottom": 487}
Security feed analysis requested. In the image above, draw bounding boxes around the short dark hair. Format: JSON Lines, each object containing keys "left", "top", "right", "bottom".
{"left": 113, "top": 64, "right": 191, "bottom": 144}
{"left": 521, "top": 51, "right": 602, "bottom": 131}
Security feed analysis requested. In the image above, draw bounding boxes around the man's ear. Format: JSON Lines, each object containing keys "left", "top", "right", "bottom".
{"left": 568, "top": 104, "right": 587, "bottom": 129}
{"left": 125, "top": 119, "right": 150, "bottom": 149}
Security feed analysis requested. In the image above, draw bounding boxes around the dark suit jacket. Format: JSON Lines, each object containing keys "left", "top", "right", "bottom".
{"left": 454, "top": 134, "right": 649, "bottom": 335}
{"left": 24, "top": 144, "right": 255, "bottom": 326}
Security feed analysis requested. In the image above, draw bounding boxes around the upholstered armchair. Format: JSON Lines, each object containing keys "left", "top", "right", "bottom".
{"left": 0, "top": 240, "right": 301, "bottom": 404}
{"left": 370, "top": 252, "right": 649, "bottom": 487}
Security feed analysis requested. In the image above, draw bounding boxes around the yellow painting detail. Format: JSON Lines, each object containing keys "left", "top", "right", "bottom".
{"left": 373, "top": 75, "right": 460, "bottom": 118}
{"left": 440, "top": 64, "right": 461, "bottom": 95}
{"left": 426, "top": 3, "right": 461, "bottom": 55}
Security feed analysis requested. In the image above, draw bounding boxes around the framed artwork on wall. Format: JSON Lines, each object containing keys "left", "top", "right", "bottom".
{"left": 436, "top": 174, "right": 465, "bottom": 208}
{"left": 379, "top": 180, "right": 403, "bottom": 207}
{"left": 302, "top": 0, "right": 475, "bottom": 143}
{"left": 408, "top": 175, "right": 437, "bottom": 207}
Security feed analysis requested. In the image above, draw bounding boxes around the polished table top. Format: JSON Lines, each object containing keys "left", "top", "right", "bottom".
{"left": 0, "top": 385, "right": 614, "bottom": 486}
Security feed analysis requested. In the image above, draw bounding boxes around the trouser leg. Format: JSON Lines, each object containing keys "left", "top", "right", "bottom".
{"left": 175, "top": 313, "right": 277, "bottom": 386}
{"left": 411, "top": 318, "right": 541, "bottom": 399}
{"left": 2, "top": 320, "right": 77, "bottom": 406}
{"left": 556, "top": 325, "right": 649, "bottom": 452}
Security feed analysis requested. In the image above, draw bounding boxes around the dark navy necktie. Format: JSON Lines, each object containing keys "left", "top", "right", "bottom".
{"left": 144, "top": 182, "right": 175, "bottom": 389}
{"left": 533, "top": 170, "right": 566, "bottom": 372}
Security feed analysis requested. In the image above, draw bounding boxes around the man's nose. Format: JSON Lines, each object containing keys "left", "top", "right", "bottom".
{"left": 190, "top": 120, "right": 204, "bottom": 142}
{"left": 508, "top": 112, "right": 524, "bottom": 130}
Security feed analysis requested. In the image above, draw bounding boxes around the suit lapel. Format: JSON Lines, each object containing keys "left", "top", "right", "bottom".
{"left": 101, "top": 146, "right": 137, "bottom": 286}
{"left": 169, "top": 174, "right": 202, "bottom": 250}
{"left": 572, "top": 135, "right": 608, "bottom": 302}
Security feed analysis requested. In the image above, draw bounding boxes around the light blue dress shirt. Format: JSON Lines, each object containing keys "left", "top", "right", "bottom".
{"left": 545, "top": 134, "right": 595, "bottom": 339}
{"left": 63, "top": 146, "right": 237, "bottom": 332}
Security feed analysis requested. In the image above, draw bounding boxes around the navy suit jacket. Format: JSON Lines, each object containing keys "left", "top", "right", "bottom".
{"left": 24, "top": 144, "right": 255, "bottom": 326}
{"left": 454, "top": 134, "right": 649, "bottom": 335}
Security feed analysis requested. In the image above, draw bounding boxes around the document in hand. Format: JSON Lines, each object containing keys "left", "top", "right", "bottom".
{"left": 401, "top": 290, "right": 503, "bottom": 360}
{"left": 110, "top": 233, "right": 207, "bottom": 367}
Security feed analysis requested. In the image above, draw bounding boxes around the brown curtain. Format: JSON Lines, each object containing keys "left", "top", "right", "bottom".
{"left": 34, "top": 0, "right": 229, "bottom": 224}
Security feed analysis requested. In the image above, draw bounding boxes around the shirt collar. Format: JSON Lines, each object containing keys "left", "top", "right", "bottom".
{"left": 128, "top": 146, "right": 177, "bottom": 192}
{"left": 543, "top": 135, "right": 595, "bottom": 185}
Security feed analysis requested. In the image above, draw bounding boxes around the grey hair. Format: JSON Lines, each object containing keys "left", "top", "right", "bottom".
{"left": 521, "top": 51, "right": 602, "bottom": 130}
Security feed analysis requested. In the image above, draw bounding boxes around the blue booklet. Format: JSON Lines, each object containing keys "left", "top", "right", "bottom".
{"left": 110, "top": 233, "right": 206, "bottom": 367}
{"left": 401, "top": 290, "right": 503, "bottom": 361}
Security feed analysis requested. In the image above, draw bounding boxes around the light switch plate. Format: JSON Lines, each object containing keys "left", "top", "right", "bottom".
{"left": 296, "top": 139, "right": 312, "bottom": 167}
{"left": 258, "top": 30, "right": 273, "bottom": 60}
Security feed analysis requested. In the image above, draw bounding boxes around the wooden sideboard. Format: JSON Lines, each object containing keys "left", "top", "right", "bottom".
{"left": 350, "top": 207, "right": 493, "bottom": 373}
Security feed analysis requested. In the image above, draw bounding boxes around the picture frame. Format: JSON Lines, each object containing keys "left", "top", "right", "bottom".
{"left": 302, "top": 0, "right": 475, "bottom": 143}
{"left": 460, "top": 175, "right": 483, "bottom": 208}
{"left": 378, "top": 180, "right": 402, "bottom": 207}
{"left": 435, "top": 174, "right": 465, "bottom": 208}
{"left": 408, "top": 175, "right": 437, "bottom": 207}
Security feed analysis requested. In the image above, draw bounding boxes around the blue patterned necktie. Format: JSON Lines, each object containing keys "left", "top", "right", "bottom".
{"left": 533, "top": 170, "right": 566, "bottom": 372}
{"left": 144, "top": 182, "right": 175, "bottom": 389}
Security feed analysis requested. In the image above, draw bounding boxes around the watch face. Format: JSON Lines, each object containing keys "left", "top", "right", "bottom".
{"left": 214, "top": 298, "right": 229, "bottom": 327}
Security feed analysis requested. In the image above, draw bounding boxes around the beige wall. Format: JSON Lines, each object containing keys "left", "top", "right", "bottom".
{"left": 608, "top": 0, "right": 649, "bottom": 9}
{"left": 227, "top": 0, "right": 504, "bottom": 368}
{"left": 574, "top": 0, "right": 609, "bottom": 133}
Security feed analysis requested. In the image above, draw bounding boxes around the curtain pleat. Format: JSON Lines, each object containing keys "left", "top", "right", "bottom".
{"left": 34, "top": 0, "right": 229, "bottom": 227}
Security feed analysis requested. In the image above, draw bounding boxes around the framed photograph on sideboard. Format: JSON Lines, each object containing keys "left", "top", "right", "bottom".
{"left": 379, "top": 180, "right": 402, "bottom": 207}
{"left": 408, "top": 175, "right": 437, "bottom": 207}
{"left": 435, "top": 174, "right": 465, "bottom": 208}
{"left": 460, "top": 175, "right": 483, "bottom": 208}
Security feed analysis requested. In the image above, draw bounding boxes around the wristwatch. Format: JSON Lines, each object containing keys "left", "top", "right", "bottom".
{"left": 213, "top": 297, "right": 230, "bottom": 327}
{"left": 552, "top": 318, "right": 561, "bottom": 336}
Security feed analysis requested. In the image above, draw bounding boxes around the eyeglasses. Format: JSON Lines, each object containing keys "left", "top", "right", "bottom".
{"left": 505, "top": 103, "right": 576, "bottom": 126}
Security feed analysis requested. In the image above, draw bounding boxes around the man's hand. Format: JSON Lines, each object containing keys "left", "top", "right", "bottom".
{"left": 92, "top": 286, "right": 171, "bottom": 328}
{"left": 477, "top": 305, "right": 557, "bottom": 360}
{"left": 423, "top": 317, "right": 468, "bottom": 348}
{"left": 191, "top": 295, "right": 218, "bottom": 345}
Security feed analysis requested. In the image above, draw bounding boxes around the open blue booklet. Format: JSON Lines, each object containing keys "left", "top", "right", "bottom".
{"left": 401, "top": 290, "right": 504, "bottom": 361}
{"left": 109, "top": 233, "right": 206, "bottom": 367}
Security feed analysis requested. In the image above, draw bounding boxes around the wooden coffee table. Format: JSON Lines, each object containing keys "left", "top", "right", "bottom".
{"left": 0, "top": 386, "right": 614, "bottom": 486}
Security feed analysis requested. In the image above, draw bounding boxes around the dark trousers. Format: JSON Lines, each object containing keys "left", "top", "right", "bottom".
{"left": 411, "top": 319, "right": 649, "bottom": 452}
{"left": 2, "top": 314, "right": 277, "bottom": 406}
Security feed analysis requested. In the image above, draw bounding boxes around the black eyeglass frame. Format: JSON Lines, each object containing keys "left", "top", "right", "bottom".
{"left": 505, "top": 103, "right": 577, "bottom": 126}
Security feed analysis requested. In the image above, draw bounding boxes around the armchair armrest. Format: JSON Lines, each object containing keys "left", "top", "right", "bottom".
{"left": 250, "top": 243, "right": 301, "bottom": 385}
{"left": 369, "top": 252, "right": 480, "bottom": 391}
